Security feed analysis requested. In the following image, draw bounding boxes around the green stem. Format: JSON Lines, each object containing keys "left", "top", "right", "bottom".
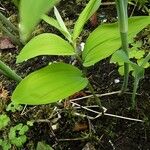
{"left": 88, "top": 82, "right": 104, "bottom": 113}
{"left": 0, "top": 12, "right": 19, "bottom": 34}
{"left": 115, "top": 0, "right": 129, "bottom": 94}
{"left": 72, "top": 42, "right": 103, "bottom": 113}
{"left": 0, "top": 21, "right": 22, "bottom": 46}
{"left": 0, "top": 60, "right": 22, "bottom": 82}
{"left": 131, "top": 76, "right": 139, "bottom": 109}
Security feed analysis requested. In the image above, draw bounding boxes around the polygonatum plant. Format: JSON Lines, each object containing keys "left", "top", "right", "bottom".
{"left": 12, "top": 0, "right": 150, "bottom": 110}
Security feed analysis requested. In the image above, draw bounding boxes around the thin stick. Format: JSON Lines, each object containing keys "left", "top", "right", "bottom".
{"left": 101, "top": 2, "right": 116, "bottom": 6}
{"left": 104, "top": 113, "right": 144, "bottom": 122}
{"left": 58, "top": 136, "right": 88, "bottom": 142}
{"left": 71, "top": 101, "right": 144, "bottom": 123}
{"left": 70, "top": 90, "right": 141, "bottom": 102}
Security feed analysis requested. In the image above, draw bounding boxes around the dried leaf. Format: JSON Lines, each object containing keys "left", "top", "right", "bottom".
{"left": 0, "top": 37, "right": 15, "bottom": 50}
{"left": 0, "top": 83, "right": 9, "bottom": 101}
{"left": 73, "top": 122, "right": 88, "bottom": 131}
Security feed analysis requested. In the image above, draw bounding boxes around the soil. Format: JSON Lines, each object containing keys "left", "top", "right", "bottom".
{"left": 0, "top": 0, "right": 150, "bottom": 150}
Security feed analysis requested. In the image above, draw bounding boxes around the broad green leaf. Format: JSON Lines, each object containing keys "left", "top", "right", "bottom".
{"left": 12, "top": 63, "right": 88, "bottom": 105}
{"left": 83, "top": 23, "right": 120, "bottom": 67}
{"left": 19, "top": 0, "right": 60, "bottom": 42}
{"left": 17, "top": 33, "right": 75, "bottom": 63}
{"left": 73, "top": 0, "right": 101, "bottom": 40}
{"left": 83, "top": 16, "right": 150, "bottom": 67}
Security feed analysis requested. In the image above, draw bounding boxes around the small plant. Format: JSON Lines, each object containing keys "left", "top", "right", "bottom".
{"left": 111, "top": 49, "right": 150, "bottom": 108}
{"left": 8, "top": 123, "right": 29, "bottom": 147}
{"left": 0, "top": 114, "right": 10, "bottom": 130}
{"left": 11, "top": 0, "right": 150, "bottom": 110}
{"left": 111, "top": 42, "right": 150, "bottom": 76}
{"left": 0, "top": 139, "right": 11, "bottom": 150}
{"left": 0, "top": 114, "right": 30, "bottom": 149}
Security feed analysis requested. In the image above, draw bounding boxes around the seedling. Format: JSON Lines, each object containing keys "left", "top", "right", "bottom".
{"left": 11, "top": 0, "right": 149, "bottom": 110}
{"left": 112, "top": 50, "right": 150, "bottom": 108}
{"left": 8, "top": 123, "right": 29, "bottom": 147}
{"left": 0, "top": 114, "right": 10, "bottom": 130}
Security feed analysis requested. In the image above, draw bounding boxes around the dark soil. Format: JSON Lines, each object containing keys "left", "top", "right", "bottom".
{"left": 0, "top": 0, "right": 150, "bottom": 150}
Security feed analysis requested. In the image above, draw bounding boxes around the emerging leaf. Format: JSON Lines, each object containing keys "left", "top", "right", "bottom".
{"left": 17, "top": 33, "right": 75, "bottom": 63}
{"left": 12, "top": 63, "right": 88, "bottom": 105}
{"left": 73, "top": 0, "right": 101, "bottom": 40}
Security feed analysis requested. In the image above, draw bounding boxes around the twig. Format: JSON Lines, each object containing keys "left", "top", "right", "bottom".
{"left": 104, "top": 113, "right": 144, "bottom": 122}
{"left": 0, "top": 7, "right": 5, "bottom": 11}
{"left": 71, "top": 102, "right": 144, "bottom": 122}
{"left": 101, "top": 2, "right": 116, "bottom": 6}
{"left": 57, "top": 136, "right": 88, "bottom": 142}
{"left": 21, "top": 105, "right": 37, "bottom": 115}
{"left": 70, "top": 90, "right": 141, "bottom": 102}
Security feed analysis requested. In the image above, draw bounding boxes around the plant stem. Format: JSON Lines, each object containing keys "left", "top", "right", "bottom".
{"left": 0, "top": 21, "right": 22, "bottom": 46}
{"left": 131, "top": 76, "right": 139, "bottom": 109}
{"left": 0, "top": 60, "right": 22, "bottom": 82}
{"left": 0, "top": 12, "right": 19, "bottom": 34}
{"left": 88, "top": 82, "right": 104, "bottom": 113}
{"left": 72, "top": 42, "right": 104, "bottom": 113}
{"left": 115, "top": 0, "right": 129, "bottom": 94}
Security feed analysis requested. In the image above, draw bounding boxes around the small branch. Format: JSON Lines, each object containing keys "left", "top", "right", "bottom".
{"left": 104, "top": 113, "right": 144, "bottom": 122}
{"left": 71, "top": 101, "right": 144, "bottom": 123}
{"left": 101, "top": 2, "right": 116, "bottom": 6}
{"left": 57, "top": 136, "right": 88, "bottom": 142}
{"left": 70, "top": 90, "right": 141, "bottom": 102}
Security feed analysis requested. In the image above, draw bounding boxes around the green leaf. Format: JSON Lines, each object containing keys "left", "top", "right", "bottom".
{"left": 82, "top": 23, "right": 120, "bottom": 67}
{"left": 19, "top": 0, "right": 60, "bottom": 42}
{"left": 36, "top": 142, "right": 53, "bottom": 150}
{"left": 128, "top": 16, "right": 150, "bottom": 42}
{"left": 12, "top": 63, "right": 88, "bottom": 105}
{"left": 42, "top": 13, "right": 72, "bottom": 42}
{"left": 53, "top": 7, "right": 72, "bottom": 42}
{"left": 73, "top": 0, "right": 101, "bottom": 40}
{"left": 17, "top": 33, "right": 75, "bottom": 63}
{"left": 83, "top": 16, "right": 150, "bottom": 67}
